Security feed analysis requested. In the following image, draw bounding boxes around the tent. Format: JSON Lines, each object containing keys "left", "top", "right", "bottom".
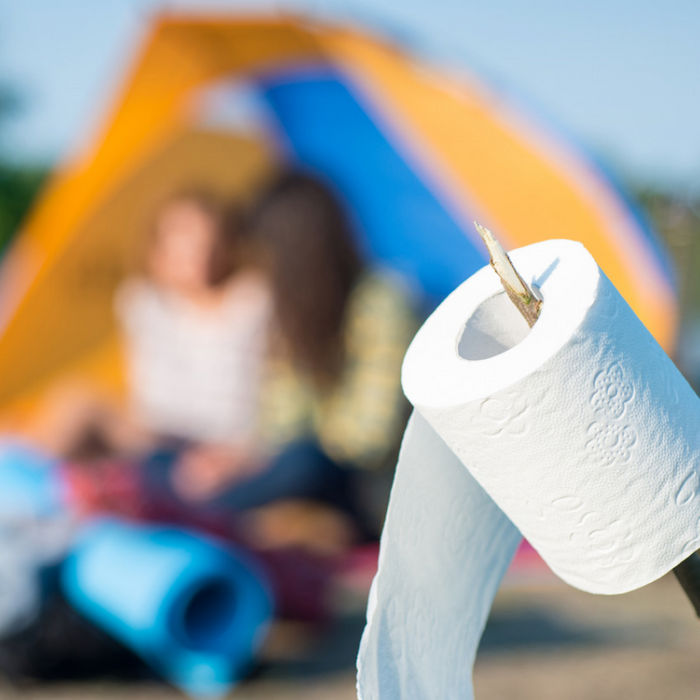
{"left": 0, "top": 14, "right": 676, "bottom": 417}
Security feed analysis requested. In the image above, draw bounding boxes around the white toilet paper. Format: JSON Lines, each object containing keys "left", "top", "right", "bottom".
{"left": 402, "top": 239, "right": 700, "bottom": 595}
{"left": 357, "top": 239, "right": 700, "bottom": 700}
{"left": 357, "top": 411, "right": 521, "bottom": 700}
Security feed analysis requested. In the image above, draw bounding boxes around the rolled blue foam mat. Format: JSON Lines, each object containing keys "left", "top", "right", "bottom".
{"left": 61, "top": 518, "right": 274, "bottom": 698}
{"left": 0, "top": 440, "right": 65, "bottom": 517}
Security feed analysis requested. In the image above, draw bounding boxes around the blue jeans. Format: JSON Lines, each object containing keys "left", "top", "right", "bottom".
{"left": 143, "top": 441, "right": 356, "bottom": 518}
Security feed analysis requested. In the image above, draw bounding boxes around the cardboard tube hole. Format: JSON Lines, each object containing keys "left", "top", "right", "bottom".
{"left": 458, "top": 291, "right": 532, "bottom": 361}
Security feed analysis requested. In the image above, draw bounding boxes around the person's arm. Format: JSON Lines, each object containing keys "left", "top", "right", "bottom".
{"left": 318, "top": 276, "right": 418, "bottom": 469}
{"left": 173, "top": 351, "right": 315, "bottom": 502}
{"left": 171, "top": 440, "right": 265, "bottom": 501}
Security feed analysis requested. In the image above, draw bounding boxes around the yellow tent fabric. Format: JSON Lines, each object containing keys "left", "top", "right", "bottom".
{"left": 0, "top": 15, "right": 677, "bottom": 418}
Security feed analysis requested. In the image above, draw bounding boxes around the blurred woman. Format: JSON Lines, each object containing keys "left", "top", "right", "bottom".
{"left": 117, "top": 190, "right": 270, "bottom": 460}
{"left": 30, "top": 190, "right": 271, "bottom": 479}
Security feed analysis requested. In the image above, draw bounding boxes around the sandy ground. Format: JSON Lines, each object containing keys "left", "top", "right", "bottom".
{"left": 2, "top": 570, "right": 700, "bottom": 700}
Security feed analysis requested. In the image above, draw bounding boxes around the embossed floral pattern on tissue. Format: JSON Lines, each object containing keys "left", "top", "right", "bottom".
{"left": 473, "top": 392, "right": 528, "bottom": 437}
{"left": 585, "top": 422, "right": 637, "bottom": 467}
{"left": 573, "top": 512, "right": 635, "bottom": 567}
{"left": 676, "top": 469, "right": 700, "bottom": 507}
{"left": 590, "top": 362, "right": 634, "bottom": 419}
{"left": 585, "top": 362, "right": 638, "bottom": 467}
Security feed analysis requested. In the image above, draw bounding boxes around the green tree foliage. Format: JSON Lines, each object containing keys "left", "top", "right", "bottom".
{"left": 0, "top": 84, "right": 48, "bottom": 254}
{"left": 635, "top": 187, "right": 700, "bottom": 319}
{"left": 0, "top": 164, "right": 46, "bottom": 252}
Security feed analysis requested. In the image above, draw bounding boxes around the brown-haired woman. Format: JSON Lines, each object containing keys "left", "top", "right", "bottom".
{"left": 253, "top": 172, "right": 417, "bottom": 468}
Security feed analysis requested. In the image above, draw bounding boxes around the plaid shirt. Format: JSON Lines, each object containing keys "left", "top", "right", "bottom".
{"left": 259, "top": 272, "right": 419, "bottom": 470}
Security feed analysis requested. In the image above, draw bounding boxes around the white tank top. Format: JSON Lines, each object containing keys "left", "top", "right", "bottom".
{"left": 115, "top": 272, "right": 271, "bottom": 445}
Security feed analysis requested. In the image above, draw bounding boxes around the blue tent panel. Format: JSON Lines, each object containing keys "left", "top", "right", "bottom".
{"left": 260, "top": 68, "right": 488, "bottom": 305}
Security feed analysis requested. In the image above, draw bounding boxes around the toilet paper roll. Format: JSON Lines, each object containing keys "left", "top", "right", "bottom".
{"left": 402, "top": 239, "right": 700, "bottom": 595}
{"left": 357, "top": 412, "right": 520, "bottom": 700}
{"left": 357, "top": 239, "right": 700, "bottom": 700}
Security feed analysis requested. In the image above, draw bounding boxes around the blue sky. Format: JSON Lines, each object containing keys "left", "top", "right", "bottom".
{"left": 0, "top": 0, "right": 698, "bottom": 187}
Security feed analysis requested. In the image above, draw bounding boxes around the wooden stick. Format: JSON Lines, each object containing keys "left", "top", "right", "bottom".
{"left": 474, "top": 222, "right": 542, "bottom": 328}
{"left": 673, "top": 553, "right": 700, "bottom": 618}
